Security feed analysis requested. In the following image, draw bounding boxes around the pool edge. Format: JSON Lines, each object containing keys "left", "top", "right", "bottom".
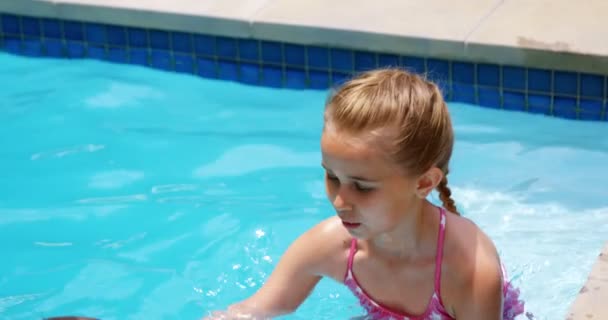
{"left": 566, "top": 241, "right": 608, "bottom": 320}
{"left": 1, "top": 0, "right": 607, "bottom": 76}
{"left": 0, "top": 0, "right": 607, "bottom": 124}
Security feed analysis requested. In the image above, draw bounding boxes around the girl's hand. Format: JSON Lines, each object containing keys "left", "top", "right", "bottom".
{"left": 202, "top": 310, "right": 268, "bottom": 320}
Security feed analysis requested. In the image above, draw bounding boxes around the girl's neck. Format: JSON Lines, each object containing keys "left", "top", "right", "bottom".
{"left": 366, "top": 200, "right": 439, "bottom": 261}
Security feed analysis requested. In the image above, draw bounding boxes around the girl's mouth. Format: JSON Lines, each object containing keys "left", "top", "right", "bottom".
{"left": 342, "top": 221, "right": 361, "bottom": 229}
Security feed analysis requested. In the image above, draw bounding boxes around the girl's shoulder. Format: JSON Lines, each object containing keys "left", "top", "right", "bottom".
{"left": 440, "top": 212, "right": 504, "bottom": 310}
{"left": 443, "top": 212, "right": 501, "bottom": 277}
{"left": 294, "top": 216, "right": 354, "bottom": 281}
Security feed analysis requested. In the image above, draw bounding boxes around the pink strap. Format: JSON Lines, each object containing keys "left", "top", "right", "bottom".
{"left": 346, "top": 208, "right": 446, "bottom": 296}
{"left": 348, "top": 238, "right": 357, "bottom": 270}
{"left": 434, "top": 207, "right": 447, "bottom": 297}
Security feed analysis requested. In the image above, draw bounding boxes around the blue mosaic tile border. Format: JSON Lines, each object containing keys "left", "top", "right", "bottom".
{"left": 1, "top": 13, "right": 606, "bottom": 121}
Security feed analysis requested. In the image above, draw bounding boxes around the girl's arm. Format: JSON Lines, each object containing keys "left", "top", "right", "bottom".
{"left": 452, "top": 259, "right": 504, "bottom": 320}
{"left": 449, "top": 231, "right": 504, "bottom": 320}
{"left": 203, "top": 218, "right": 341, "bottom": 319}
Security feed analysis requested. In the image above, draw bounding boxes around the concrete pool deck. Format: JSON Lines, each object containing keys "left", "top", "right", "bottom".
{"left": 567, "top": 242, "right": 608, "bottom": 320}
{"left": 0, "top": 0, "right": 607, "bottom": 318}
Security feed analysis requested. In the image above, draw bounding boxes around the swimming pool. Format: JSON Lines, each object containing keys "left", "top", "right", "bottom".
{"left": 1, "top": 52, "right": 607, "bottom": 320}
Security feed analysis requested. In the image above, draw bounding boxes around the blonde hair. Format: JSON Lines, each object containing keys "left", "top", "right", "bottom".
{"left": 324, "top": 68, "right": 459, "bottom": 215}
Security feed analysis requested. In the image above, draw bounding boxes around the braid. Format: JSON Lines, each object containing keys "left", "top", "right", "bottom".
{"left": 437, "top": 171, "right": 459, "bottom": 215}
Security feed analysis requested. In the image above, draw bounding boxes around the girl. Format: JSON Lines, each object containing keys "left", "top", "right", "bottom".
{"left": 206, "top": 69, "right": 527, "bottom": 319}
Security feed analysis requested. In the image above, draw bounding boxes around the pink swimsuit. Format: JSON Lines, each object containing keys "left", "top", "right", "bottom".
{"left": 343, "top": 207, "right": 528, "bottom": 320}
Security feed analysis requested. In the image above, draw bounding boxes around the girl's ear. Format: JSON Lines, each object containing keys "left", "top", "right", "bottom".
{"left": 414, "top": 167, "right": 443, "bottom": 198}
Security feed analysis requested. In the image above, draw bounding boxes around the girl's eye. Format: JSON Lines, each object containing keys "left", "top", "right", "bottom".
{"left": 327, "top": 174, "right": 339, "bottom": 182}
{"left": 326, "top": 173, "right": 374, "bottom": 193}
{"left": 354, "top": 182, "right": 374, "bottom": 193}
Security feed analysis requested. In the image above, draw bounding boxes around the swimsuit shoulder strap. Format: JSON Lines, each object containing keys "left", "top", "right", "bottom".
{"left": 434, "top": 207, "right": 447, "bottom": 296}
{"left": 348, "top": 238, "right": 357, "bottom": 270}
{"left": 343, "top": 238, "right": 357, "bottom": 281}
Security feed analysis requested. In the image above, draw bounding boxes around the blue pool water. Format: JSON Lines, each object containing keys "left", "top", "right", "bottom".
{"left": 1, "top": 52, "right": 607, "bottom": 320}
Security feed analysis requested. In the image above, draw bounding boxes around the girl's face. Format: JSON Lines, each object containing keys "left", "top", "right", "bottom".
{"left": 320, "top": 129, "right": 422, "bottom": 239}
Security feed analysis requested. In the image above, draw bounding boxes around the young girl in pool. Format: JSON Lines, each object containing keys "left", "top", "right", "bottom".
{"left": 205, "top": 69, "right": 527, "bottom": 319}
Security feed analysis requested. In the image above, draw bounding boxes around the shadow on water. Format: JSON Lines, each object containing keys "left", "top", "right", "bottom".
{"left": 450, "top": 102, "right": 608, "bottom": 154}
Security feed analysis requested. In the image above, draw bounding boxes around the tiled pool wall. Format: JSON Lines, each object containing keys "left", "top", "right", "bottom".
{"left": 1, "top": 12, "right": 607, "bottom": 122}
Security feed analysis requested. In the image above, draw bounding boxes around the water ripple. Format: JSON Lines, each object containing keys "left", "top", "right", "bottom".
{"left": 30, "top": 144, "right": 105, "bottom": 160}
{"left": 89, "top": 170, "right": 145, "bottom": 189}
{"left": 76, "top": 194, "right": 147, "bottom": 204}
{"left": 151, "top": 184, "right": 198, "bottom": 194}
{"left": 194, "top": 144, "right": 319, "bottom": 178}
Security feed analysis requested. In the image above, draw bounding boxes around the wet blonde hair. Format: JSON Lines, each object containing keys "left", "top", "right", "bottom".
{"left": 324, "top": 68, "right": 458, "bottom": 215}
